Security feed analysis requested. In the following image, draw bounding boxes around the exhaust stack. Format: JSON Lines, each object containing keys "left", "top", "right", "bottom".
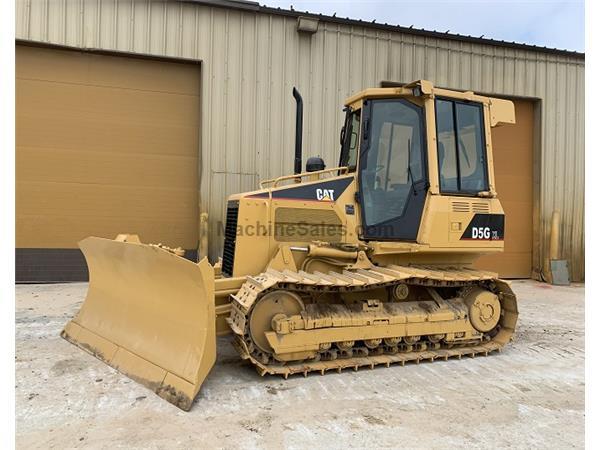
{"left": 292, "top": 87, "right": 303, "bottom": 174}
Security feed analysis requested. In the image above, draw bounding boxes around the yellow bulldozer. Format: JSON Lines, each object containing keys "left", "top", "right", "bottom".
{"left": 62, "top": 80, "right": 518, "bottom": 411}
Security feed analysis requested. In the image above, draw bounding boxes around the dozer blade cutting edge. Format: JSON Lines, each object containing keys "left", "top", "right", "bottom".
{"left": 61, "top": 236, "right": 216, "bottom": 411}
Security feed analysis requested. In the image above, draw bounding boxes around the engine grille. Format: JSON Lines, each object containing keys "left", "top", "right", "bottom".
{"left": 222, "top": 201, "right": 239, "bottom": 277}
{"left": 451, "top": 200, "right": 490, "bottom": 213}
{"left": 472, "top": 202, "right": 491, "bottom": 213}
{"left": 274, "top": 207, "right": 343, "bottom": 242}
{"left": 451, "top": 201, "right": 470, "bottom": 213}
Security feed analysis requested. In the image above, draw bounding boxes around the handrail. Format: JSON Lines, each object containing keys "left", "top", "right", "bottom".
{"left": 259, "top": 166, "right": 350, "bottom": 189}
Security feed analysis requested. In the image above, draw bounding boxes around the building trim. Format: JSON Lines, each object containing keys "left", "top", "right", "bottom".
{"left": 178, "top": 0, "right": 584, "bottom": 58}
{"left": 15, "top": 39, "right": 203, "bottom": 65}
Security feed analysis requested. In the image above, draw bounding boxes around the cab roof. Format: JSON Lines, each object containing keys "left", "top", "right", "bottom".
{"left": 343, "top": 80, "right": 515, "bottom": 127}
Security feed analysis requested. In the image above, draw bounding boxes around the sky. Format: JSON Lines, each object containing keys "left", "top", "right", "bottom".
{"left": 261, "top": 0, "right": 584, "bottom": 52}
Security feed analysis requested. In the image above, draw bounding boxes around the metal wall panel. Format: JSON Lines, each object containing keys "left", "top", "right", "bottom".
{"left": 15, "top": 0, "right": 585, "bottom": 280}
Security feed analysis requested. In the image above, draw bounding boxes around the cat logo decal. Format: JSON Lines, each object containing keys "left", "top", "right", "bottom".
{"left": 316, "top": 188, "right": 335, "bottom": 201}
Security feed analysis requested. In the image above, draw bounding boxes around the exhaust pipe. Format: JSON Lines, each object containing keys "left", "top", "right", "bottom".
{"left": 292, "top": 87, "right": 303, "bottom": 174}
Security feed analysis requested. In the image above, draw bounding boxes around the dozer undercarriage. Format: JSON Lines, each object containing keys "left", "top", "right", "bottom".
{"left": 62, "top": 80, "right": 519, "bottom": 410}
{"left": 229, "top": 265, "right": 517, "bottom": 377}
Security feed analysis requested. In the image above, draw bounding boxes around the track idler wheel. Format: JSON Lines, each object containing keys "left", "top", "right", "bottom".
{"left": 463, "top": 287, "right": 501, "bottom": 333}
{"left": 249, "top": 290, "right": 304, "bottom": 354}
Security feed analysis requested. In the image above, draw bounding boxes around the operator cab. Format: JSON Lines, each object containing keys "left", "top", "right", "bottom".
{"left": 339, "top": 82, "right": 494, "bottom": 243}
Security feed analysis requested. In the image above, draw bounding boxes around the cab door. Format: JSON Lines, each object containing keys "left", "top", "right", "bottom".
{"left": 358, "top": 98, "right": 429, "bottom": 241}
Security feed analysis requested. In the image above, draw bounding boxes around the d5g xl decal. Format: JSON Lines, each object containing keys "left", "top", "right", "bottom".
{"left": 460, "top": 214, "right": 505, "bottom": 241}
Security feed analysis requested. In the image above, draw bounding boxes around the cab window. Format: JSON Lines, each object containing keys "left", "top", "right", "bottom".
{"left": 360, "top": 99, "right": 426, "bottom": 227}
{"left": 435, "top": 98, "right": 488, "bottom": 194}
{"left": 339, "top": 110, "right": 361, "bottom": 169}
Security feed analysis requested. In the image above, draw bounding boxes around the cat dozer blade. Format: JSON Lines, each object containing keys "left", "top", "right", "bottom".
{"left": 61, "top": 236, "right": 216, "bottom": 411}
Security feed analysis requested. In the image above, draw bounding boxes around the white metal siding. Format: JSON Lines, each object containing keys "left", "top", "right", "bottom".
{"left": 16, "top": 0, "right": 585, "bottom": 281}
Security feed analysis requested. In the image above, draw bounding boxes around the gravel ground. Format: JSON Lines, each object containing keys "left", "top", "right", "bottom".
{"left": 15, "top": 280, "right": 584, "bottom": 449}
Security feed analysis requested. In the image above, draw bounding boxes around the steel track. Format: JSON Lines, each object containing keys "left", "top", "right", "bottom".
{"left": 228, "top": 264, "right": 518, "bottom": 378}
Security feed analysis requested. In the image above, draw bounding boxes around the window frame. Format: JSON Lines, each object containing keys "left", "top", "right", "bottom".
{"left": 434, "top": 97, "right": 489, "bottom": 196}
{"left": 358, "top": 97, "right": 429, "bottom": 234}
{"left": 338, "top": 108, "right": 361, "bottom": 171}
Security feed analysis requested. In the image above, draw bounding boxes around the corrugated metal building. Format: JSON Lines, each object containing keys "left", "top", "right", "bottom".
{"left": 15, "top": 0, "right": 585, "bottom": 282}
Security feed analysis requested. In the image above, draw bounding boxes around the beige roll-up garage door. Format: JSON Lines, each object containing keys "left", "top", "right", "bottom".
{"left": 475, "top": 99, "right": 534, "bottom": 278}
{"left": 16, "top": 44, "right": 201, "bottom": 281}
